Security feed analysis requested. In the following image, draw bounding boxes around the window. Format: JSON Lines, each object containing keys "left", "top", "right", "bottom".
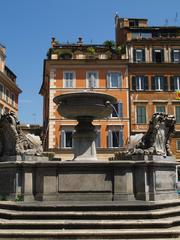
{"left": 11, "top": 94, "right": 15, "bottom": 107}
{"left": 63, "top": 72, "right": 75, "bottom": 88}
{"left": 176, "top": 140, "right": 180, "bottom": 151}
{"left": 107, "top": 72, "right": 122, "bottom": 88}
{"left": 111, "top": 102, "right": 123, "bottom": 118}
{"left": 132, "top": 76, "right": 148, "bottom": 91}
{"left": 133, "top": 49, "right": 145, "bottom": 63}
{"left": 129, "top": 20, "right": 139, "bottom": 27}
{"left": 6, "top": 89, "right": 9, "bottom": 103}
{"left": 86, "top": 72, "right": 98, "bottom": 88}
{"left": 151, "top": 76, "right": 167, "bottom": 91}
{"left": 171, "top": 49, "right": 180, "bottom": 63}
{"left": 0, "top": 84, "right": 3, "bottom": 99}
{"left": 152, "top": 49, "right": 164, "bottom": 63}
{"left": 176, "top": 106, "right": 180, "bottom": 124}
{"left": 156, "top": 105, "right": 165, "bottom": 113}
{"left": 132, "top": 32, "right": 152, "bottom": 39}
{"left": 108, "top": 128, "right": 124, "bottom": 148}
{"left": 137, "top": 106, "right": 146, "bottom": 124}
{"left": 170, "top": 76, "right": 180, "bottom": 91}
{"left": 61, "top": 130, "right": 74, "bottom": 148}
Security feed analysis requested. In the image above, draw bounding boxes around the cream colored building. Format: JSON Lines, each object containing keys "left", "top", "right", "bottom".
{"left": 0, "top": 44, "right": 21, "bottom": 115}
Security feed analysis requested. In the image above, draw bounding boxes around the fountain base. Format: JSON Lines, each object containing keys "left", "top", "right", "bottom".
{"left": 73, "top": 118, "right": 97, "bottom": 161}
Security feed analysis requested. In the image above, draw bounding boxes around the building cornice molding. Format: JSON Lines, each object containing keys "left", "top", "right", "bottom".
{"left": 0, "top": 71, "right": 21, "bottom": 93}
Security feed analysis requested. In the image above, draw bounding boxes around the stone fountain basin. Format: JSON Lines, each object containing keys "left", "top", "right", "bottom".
{"left": 53, "top": 92, "right": 117, "bottom": 120}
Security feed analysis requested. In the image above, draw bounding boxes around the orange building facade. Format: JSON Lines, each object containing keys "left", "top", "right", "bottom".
{"left": 115, "top": 16, "right": 180, "bottom": 158}
{"left": 40, "top": 42, "right": 129, "bottom": 160}
{"left": 0, "top": 44, "right": 21, "bottom": 115}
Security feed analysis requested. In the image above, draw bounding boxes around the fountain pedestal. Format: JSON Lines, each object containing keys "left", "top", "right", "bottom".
{"left": 53, "top": 92, "right": 117, "bottom": 161}
{"left": 73, "top": 118, "right": 97, "bottom": 160}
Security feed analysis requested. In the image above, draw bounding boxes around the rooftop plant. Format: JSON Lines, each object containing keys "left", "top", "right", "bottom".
{"left": 103, "top": 40, "right": 115, "bottom": 49}
{"left": 87, "top": 47, "right": 96, "bottom": 55}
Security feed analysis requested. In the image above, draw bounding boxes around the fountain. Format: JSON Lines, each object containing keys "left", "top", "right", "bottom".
{"left": 0, "top": 97, "right": 177, "bottom": 202}
{"left": 53, "top": 91, "right": 117, "bottom": 161}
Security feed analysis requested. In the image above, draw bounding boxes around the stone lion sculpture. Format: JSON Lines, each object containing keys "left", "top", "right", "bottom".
{"left": 0, "top": 112, "right": 43, "bottom": 156}
{"left": 112, "top": 112, "right": 176, "bottom": 160}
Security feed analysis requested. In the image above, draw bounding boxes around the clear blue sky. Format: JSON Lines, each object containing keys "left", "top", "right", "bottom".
{"left": 0, "top": 0, "right": 179, "bottom": 124}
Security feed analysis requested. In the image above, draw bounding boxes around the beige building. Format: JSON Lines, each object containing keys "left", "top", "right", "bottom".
{"left": 0, "top": 44, "right": 21, "bottom": 115}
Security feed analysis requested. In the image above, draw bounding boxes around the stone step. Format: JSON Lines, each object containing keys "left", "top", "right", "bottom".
{"left": 1, "top": 200, "right": 180, "bottom": 212}
{"left": 0, "top": 228, "right": 179, "bottom": 239}
{"left": 0, "top": 218, "right": 177, "bottom": 229}
{"left": 0, "top": 206, "right": 180, "bottom": 220}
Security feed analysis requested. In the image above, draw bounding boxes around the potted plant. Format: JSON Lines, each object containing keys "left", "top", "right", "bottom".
{"left": 59, "top": 50, "right": 73, "bottom": 59}
{"left": 103, "top": 40, "right": 115, "bottom": 49}
{"left": 86, "top": 47, "right": 96, "bottom": 59}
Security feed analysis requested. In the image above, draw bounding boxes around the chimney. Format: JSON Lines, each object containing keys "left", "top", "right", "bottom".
{"left": 77, "top": 37, "right": 83, "bottom": 45}
{"left": 51, "top": 37, "right": 56, "bottom": 48}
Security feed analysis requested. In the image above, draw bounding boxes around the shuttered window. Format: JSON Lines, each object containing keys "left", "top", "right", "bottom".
{"left": 176, "top": 140, "right": 180, "bottom": 151}
{"left": 108, "top": 128, "right": 124, "bottom": 148}
{"left": 133, "top": 49, "right": 145, "bottom": 63}
{"left": 170, "top": 76, "right": 180, "bottom": 91}
{"left": 0, "top": 84, "right": 3, "bottom": 99}
{"left": 107, "top": 72, "right": 122, "bottom": 88}
{"left": 131, "top": 76, "right": 148, "bottom": 91}
{"left": 156, "top": 105, "right": 165, "bottom": 113}
{"left": 86, "top": 72, "right": 98, "bottom": 88}
{"left": 95, "top": 129, "right": 101, "bottom": 148}
{"left": 111, "top": 102, "right": 123, "bottom": 118}
{"left": 137, "top": 106, "right": 146, "bottom": 124}
{"left": 63, "top": 72, "right": 75, "bottom": 88}
{"left": 176, "top": 106, "right": 180, "bottom": 124}
{"left": 152, "top": 49, "right": 164, "bottom": 63}
{"left": 61, "top": 130, "right": 74, "bottom": 148}
{"left": 171, "top": 49, "right": 180, "bottom": 63}
{"left": 151, "top": 76, "right": 168, "bottom": 91}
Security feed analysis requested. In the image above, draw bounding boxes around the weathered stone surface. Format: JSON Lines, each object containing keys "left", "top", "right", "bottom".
{"left": 0, "top": 112, "right": 43, "bottom": 159}
{"left": 0, "top": 158, "right": 177, "bottom": 202}
{"left": 112, "top": 113, "right": 176, "bottom": 160}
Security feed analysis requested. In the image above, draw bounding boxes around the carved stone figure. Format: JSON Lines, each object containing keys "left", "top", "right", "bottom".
{"left": 112, "top": 113, "right": 176, "bottom": 160}
{"left": 0, "top": 112, "right": 43, "bottom": 157}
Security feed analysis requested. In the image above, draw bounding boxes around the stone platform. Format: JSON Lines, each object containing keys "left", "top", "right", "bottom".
{"left": 0, "top": 155, "right": 177, "bottom": 202}
{"left": 0, "top": 200, "right": 179, "bottom": 239}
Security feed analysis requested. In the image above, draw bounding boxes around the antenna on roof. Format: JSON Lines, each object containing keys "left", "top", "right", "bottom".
{"left": 165, "top": 18, "right": 168, "bottom": 26}
{"left": 175, "top": 12, "right": 178, "bottom": 23}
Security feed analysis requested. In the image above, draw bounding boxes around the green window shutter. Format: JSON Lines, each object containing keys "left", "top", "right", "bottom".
{"left": 108, "top": 130, "right": 112, "bottom": 148}
{"left": 95, "top": 130, "right": 101, "bottom": 148}
{"left": 118, "top": 102, "right": 123, "bottom": 118}
{"left": 152, "top": 49, "right": 156, "bottom": 62}
{"left": 133, "top": 49, "right": 136, "bottom": 62}
{"left": 142, "top": 49, "right": 145, "bottom": 62}
{"left": 151, "top": 76, "right": 155, "bottom": 90}
{"left": 118, "top": 74, "right": 122, "bottom": 88}
{"left": 61, "top": 130, "right": 65, "bottom": 148}
{"left": 170, "top": 76, "right": 175, "bottom": 91}
{"left": 163, "top": 77, "right": 168, "bottom": 91}
{"left": 161, "top": 49, "right": 164, "bottom": 62}
{"left": 132, "top": 76, "right": 136, "bottom": 90}
{"left": 144, "top": 76, "right": 148, "bottom": 90}
{"left": 171, "top": 49, "right": 174, "bottom": 63}
{"left": 107, "top": 73, "right": 110, "bottom": 88}
{"left": 176, "top": 106, "right": 180, "bottom": 123}
{"left": 137, "top": 106, "right": 146, "bottom": 124}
